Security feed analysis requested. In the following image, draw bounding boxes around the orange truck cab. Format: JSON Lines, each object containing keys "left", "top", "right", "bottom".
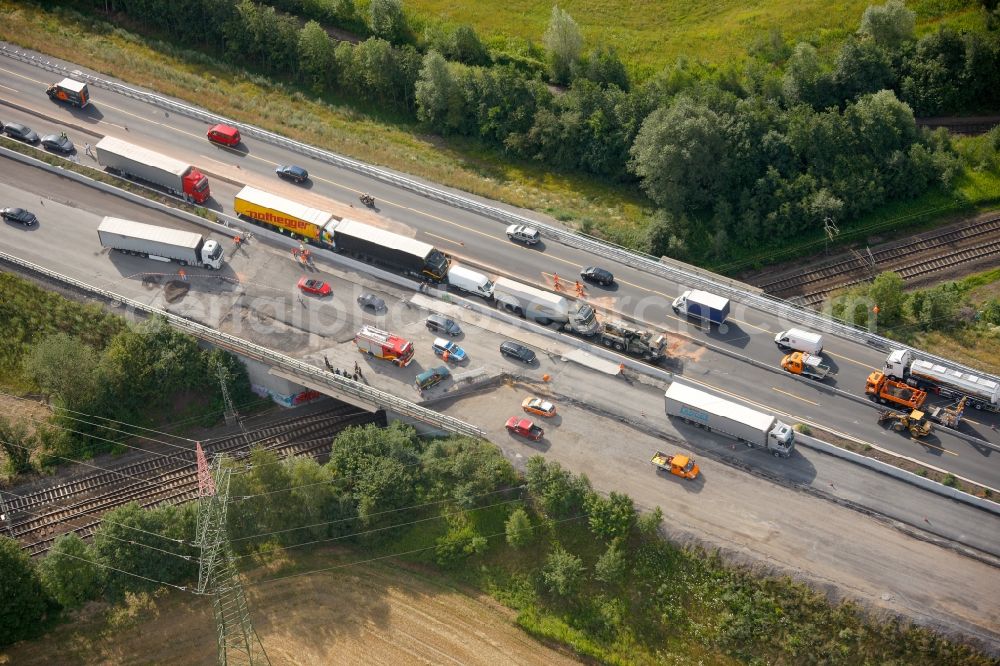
{"left": 650, "top": 451, "right": 699, "bottom": 479}
{"left": 46, "top": 78, "right": 90, "bottom": 108}
{"left": 207, "top": 123, "right": 241, "bottom": 147}
{"left": 865, "top": 371, "right": 927, "bottom": 409}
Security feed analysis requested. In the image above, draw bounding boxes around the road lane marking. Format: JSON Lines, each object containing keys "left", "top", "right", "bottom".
{"left": 0, "top": 82, "right": 18, "bottom": 92}
{"left": 0, "top": 66, "right": 44, "bottom": 84}
{"left": 424, "top": 232, "right": 461, "bottom": 245}
{"left": 771, "top": 387, "right": 819, "bottom": 405}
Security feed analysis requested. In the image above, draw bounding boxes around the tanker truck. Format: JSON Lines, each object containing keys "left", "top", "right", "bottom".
{"left": 664, "top": 381, "right": 795, "bottom": 457}
{"left": 882, "top": 349, "right": 999, "bottom": 412}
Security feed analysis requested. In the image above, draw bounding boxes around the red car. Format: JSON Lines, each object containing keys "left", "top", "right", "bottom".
{"left": 207, "top": 123, "right": 241, "bottom": 147}
{"left": 505, "top": 416, "right": 544, "bottom": 441}
{"left": 297, "top": 277, "right": 331, "bottom": 296}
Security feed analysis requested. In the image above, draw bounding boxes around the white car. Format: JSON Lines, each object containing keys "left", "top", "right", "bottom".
{"left": 505, "top": 224, "right": 540, "bottom": 245}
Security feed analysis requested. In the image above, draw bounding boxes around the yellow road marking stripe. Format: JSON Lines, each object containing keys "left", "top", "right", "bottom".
{"left": 771, "top": 387, "right": 819, "bottom": 405}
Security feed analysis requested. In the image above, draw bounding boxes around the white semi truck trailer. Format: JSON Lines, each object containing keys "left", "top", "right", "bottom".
{"left": 664, "top": 381, "right": 795, "bottom": 457}
{"left": 98, "top": 217, "right": 224, "bottom": 270}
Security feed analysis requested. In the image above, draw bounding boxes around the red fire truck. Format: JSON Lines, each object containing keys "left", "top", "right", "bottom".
{"left": 354, "top": 326, "right": 414, "bottom": 367}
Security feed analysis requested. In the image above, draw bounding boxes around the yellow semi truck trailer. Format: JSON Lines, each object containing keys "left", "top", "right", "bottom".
{"left": 234, "top": 185, "right": 339, "bottom": 244}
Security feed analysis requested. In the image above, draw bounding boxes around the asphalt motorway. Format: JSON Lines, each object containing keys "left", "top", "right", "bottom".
{"left": 1, "top": 49, "right": 999, "bottom": 485}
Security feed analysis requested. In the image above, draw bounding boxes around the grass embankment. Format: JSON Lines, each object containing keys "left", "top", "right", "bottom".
{"left": 3, "top": 2, "right": 998, "bottom": 272}
{"left": 405, "top": 0, "right": 981, "bottom": 79}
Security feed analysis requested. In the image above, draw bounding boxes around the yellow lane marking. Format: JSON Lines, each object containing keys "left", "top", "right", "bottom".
{"left": 424, "top": 232, "right": 461, "bottom": 245}
{"left": 0, "top": 66, "right": 43, "bottom": 84}
{"left": 0, "top": 82, "right": 17, "bottom": 92}
{"left": 824, "top": 351, "right": 874, "bottom": 368}
{"left": 771, "top": 387, "right": 819, "bottom": 405}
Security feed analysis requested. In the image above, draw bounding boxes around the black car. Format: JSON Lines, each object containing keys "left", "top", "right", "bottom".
{"left": 41, "top": 133, "right": 75, "bottom": 154}
{"left": 426, "top": 314, "right": 461, "bottom": 336}
{"left": 1, "top": 207, "right": 38, "bottom": 226}
{"left": 275, "top": 165, "right": 309, "bottom": 183}
{"left": 3, "top": 122, "right": 39, "bottom": 144}
{"left": 580, "top": 266, "right": 614, "bottom": 286}
{"left": 357, "top": 293, "right": 386, "bottom": 311}
{"left": 500, "top": 341, "right": 536, "bottom": 364}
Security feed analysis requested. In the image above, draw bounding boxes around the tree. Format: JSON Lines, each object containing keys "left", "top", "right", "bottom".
{"left": 542, "top": 5, "right": 583, "bottom": 85}
{"left": 369, "top": 0, "right": 406, "bottom": 43}
{"left": 915, "top": 283, "right": 961, "bottom": 331}
{"left": 636, "top": 506, "right": 663, "bottom": 538}
{"left": 415, "top": 51, "right": 461, "bottom": 133}
{"left": 859, "top": 0, "right": 915, "bottom": 49}
{"left": 420, "top": 437, "right": 517, "bottom": 507}
{"left": 0, "top": 536, "right": 50, "bottom": 646}
{"left": 299, "top": 20, "right": 337, "bottom": 91}
{"left": 505, "top": 507, "right": 533, "bottom": 548}
{"left": 449, "top": 25, "right": 489, "bottom": 65}
{"left": 0, "top": 416, "right": 34, "bottom": 475}
{"left": 834, "top": 37, "right": 895, "bottom": 102}
{"left": 868, "top": 271, "right": 906, "bottom": 325}
{"left": 593, "top": 539, "right": 627, "bottom": 585}
{"left": 580, "top": 46, "right": 629, "bottom": 91}
{"left": 22, "top": 333, "right": 100, "bottom": 409}
{"left": 37, "top": 534, "right": 103, "bottom": 609}
{"left": 541, "top": 544, "right": 584, "bottom": 597}
{"left": 900, "top": 28, "right": 969, "bottom": 115}
{"left": 525, "top": 457, "right": 590, "bottom": 519}
{"left": 434, "top": 517, "right": 487, "bottom": 567}
{"left": 782, "top": 42, "right": 835, "bottom": 108}
{"left": 629, "top": 97, "right": 730, "bottom": 212}
{"left": 585, "top": 491, "right": 635, "bottom": 542}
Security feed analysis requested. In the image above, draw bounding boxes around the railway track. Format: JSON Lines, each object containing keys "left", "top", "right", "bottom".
{"left": 758, "top": 216, "right": 1000, "bottom": 303}
{"left": 9, "top": 406, "right": 379, "bottom": 557}
{"left": 790, "top": 239, "right": 1000, "bottom": 307}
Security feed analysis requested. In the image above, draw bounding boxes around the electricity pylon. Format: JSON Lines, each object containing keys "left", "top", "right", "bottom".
{"left": 195, "top": 443, "right": 269, "bottom": 665}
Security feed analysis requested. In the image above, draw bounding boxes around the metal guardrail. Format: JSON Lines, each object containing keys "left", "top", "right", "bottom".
{"left": 4, "top": 46, "right": 997, "bottom": 386}
{"left": 0, "top": 251, "right": 486, "bottom": 439}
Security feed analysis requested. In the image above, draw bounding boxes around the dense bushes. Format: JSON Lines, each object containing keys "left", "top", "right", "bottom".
{"left": 7, "top": 426, "right": 993, "bottom": 661}
{"left": 0, "top": 275, "right": 254, "bottom": 471}
{"left": 69, "top": 0, "right": 1000, "bottom": 265}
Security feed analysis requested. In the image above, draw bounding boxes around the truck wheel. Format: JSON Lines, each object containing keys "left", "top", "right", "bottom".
{"left": 613, "top": 342, "right": 624, "bottom": 352}
{"left": 602, "top": 339, "right": 612, "bottom": 347}
{"left": 746, "top": 441, "right": 755, "bottom": 448}
{"left": 773, "top": 451, "right": 781, "bottom": 458}
{"left": 178, "top": 260, "right": 188, "bottom": 266}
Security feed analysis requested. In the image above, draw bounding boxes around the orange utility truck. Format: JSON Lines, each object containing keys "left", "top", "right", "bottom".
{"left": 650, "top": 451, "right": 700, "bottom": 479}
{"left": 865, "top": 371, "right": 927, "bottom": 409}
{"left": 780, "top": 352, "right": 830, "bottom": 381}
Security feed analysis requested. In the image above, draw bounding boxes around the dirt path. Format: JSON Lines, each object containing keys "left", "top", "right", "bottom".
{"left": 0, "top": 552, "right": 579, "bottom": 665}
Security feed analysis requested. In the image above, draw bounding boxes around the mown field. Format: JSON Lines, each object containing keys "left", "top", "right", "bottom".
{"left": 406, "top": 0, "right": 982, "bottom": 78}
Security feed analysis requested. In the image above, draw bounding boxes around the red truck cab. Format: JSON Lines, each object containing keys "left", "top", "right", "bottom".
{"left": 207, "top": 123, "right": 241, "bottom": 147}
{"left": 505, "top": 416, "right": 544, "bottom": 441}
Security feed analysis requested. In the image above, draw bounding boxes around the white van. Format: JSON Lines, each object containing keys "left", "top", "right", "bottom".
{"left": 447, "top": 264, "right": 494, "bottom": 299}
{"left": 774, "top": 328, "right": 824, "bottom": 355}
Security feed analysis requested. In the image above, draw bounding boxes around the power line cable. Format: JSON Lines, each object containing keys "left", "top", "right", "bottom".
{"left": 43, "top": 549, "right": 193, "bottom": 593}
{"left": 228, "top": 495, "right": 525, "bottom": 563}
{"left": 230, "top": 484, "right": 527, "bottom": 545}
{"left": 229, "top": 513, "right": 588, "bottom": 592}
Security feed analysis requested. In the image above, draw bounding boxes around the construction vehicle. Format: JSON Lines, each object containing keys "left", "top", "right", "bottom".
{"left": 598, "top": 320, "right": 667, "bottom": 361}
{"left": 97, "top": 217, "right": 223, "bottom": 270}
{"left": 354, "top": 326, "right": 414, "bottom": 367}
{"left": 493, "top": 277, "right": 599, "bottom": 336}
{"left": 883, "top": 349, "right": 999, "bottom": 412}
{"left": 95, "top": 136, "right": 211, "bottom": 203}
{"left": 878, "top": 409, "right": 933, "bottom": 438}
{"left": 781, "top": 351, "right": 830, "bottom": 381}
{"left": 46, "top": 78, "right": 90, "bottom": 108}
{"left": 665, "top": 381, "right": 795, "bottom": 458}
{"left": 865, "top": 371, "right": 927, "bottom": 410}
{"left": 927, "top": 397, "right": 967, "bottom": 429}
{"left": 650, "top": 451, "right": 699, "bottom": 479}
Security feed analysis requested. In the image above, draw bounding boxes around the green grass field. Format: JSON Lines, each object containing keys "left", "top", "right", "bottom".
{"left": 407, "top": 0, "right": 981, "bottom": 78}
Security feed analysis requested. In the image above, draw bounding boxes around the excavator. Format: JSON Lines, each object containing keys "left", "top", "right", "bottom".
{"left": 878, "top": 409, "right": 933, "bottom": 438}
{"left": 927, "top": 396, "right": 967, "bottom": 429}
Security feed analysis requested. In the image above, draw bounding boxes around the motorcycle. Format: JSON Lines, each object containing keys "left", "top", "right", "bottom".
{"left": 360, "top": 193, "right": 375, "bottom": 208}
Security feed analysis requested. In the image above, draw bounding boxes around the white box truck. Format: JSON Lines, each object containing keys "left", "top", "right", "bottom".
{"left": 664, "top": 381, "right": 795, "bottom": 457}
{"left": 98, "top": 217, "right": 224, "bottom": 270}
{"left": 447, "top": 264, "right": 494, "bottom": 298}
{"left": 672, "top": 289, "right": 730, "bottom": 325}
{"left": 493, "top": 277, "right": 599, "bottom": 336}
{"left": 774, "top": 328, "right": 824, "bottom": 355}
